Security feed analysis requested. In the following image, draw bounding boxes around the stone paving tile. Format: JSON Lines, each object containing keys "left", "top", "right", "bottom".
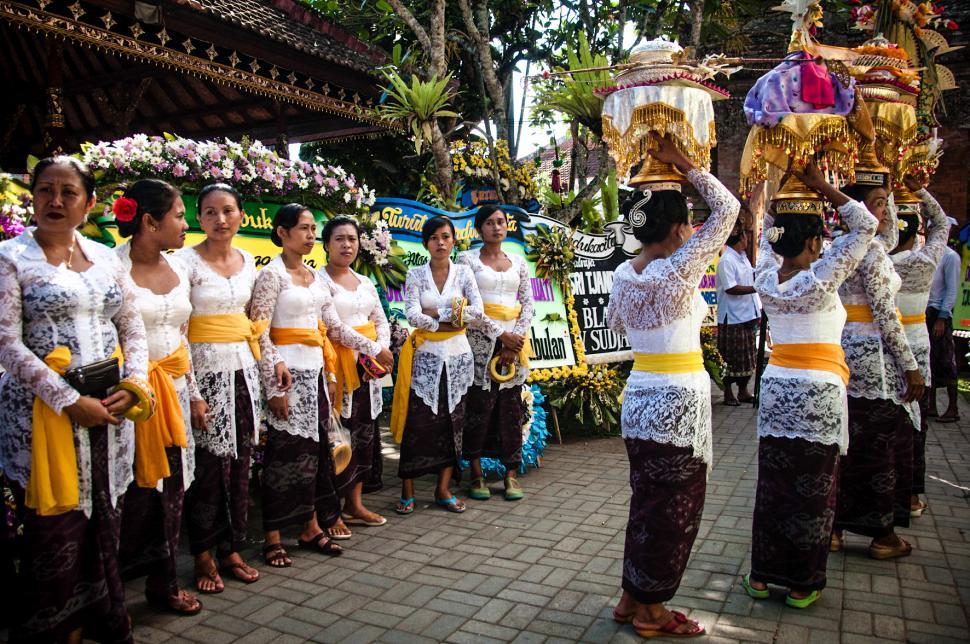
{"left": 84, "top": 394, "right": 968, "bottom": 641}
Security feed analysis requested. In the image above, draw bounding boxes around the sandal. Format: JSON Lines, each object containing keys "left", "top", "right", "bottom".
{"left": 785, "top": 590, "right": 821, "bottom": 609}
{"left": 395, "top": 496, "right": 415, "bottom": 515}
{"left": 146, "top": 589, "right": 203, "bottom": 616}
{"left": 741, "top": 574, "right": 769, "bottom": 599}
{"left": 327, "top": 523, "right": 353, "bottom": 540}
{"left": 504, "top": 477, "right": 524, "bottom": 501}
{"left": 262, "top": 542, "right": 292, "bottom": 568}
{"left": 910, "top": 500, "right": 928, "bottom": 517}
{"left": 829, "top": 531, "right": 843, "bottom": 553}
{"left": 869, "top": 537, "right": 913, "bottom": 560}
{"left": 936, "top": 414, "right": 960, "bottom": 423}
{"left": 633, "top": 610, "right": 705, "bottom": 638}
{"left": 219, "top": 560, "right": 260, "bottom": 584}
{"left": 341, "top": 512, "right": 387, "bottom": 527}
{"left": 193, "top": 560, "right": 224, "bottom": 594}
{"left": 723, "top": 399, "right": 741, "bottom": 407}
{"left": 435, "top": 495, "right": 466, "bottom": 513}
{"left": 468, "top": 477, "right": 491, "bottom": 500}
{"left": 612, "top": 608, "right": 634, "bottom": 624}
{"left": 297, "top": 532, "right": 343, "bottom": 557}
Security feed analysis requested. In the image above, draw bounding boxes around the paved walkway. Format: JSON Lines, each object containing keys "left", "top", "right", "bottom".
{"left": 128, "top": 394, "right": 970, "bottom": 643}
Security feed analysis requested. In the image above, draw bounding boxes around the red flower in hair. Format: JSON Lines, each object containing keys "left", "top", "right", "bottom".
{"left": 112, "top": 196, "right": 138, "bottom": 223}
{"left": 946, "top": 19, "right": 958, "bottom": 30}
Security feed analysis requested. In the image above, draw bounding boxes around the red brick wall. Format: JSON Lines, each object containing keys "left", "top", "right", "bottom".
{"left": 930, "top": 127, "right": 970, "bottom": 224}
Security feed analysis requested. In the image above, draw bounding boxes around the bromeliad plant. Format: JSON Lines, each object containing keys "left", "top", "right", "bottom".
{"left": 546, "top": 364, "right": 623, "bottom": 434}
{"left": 379, "top": 70, "right": 459, "bottom": 155}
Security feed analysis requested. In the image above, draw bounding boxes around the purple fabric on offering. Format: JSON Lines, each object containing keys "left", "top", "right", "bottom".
{"left": 744, "top": 53, "right": 856, "bottom": 127}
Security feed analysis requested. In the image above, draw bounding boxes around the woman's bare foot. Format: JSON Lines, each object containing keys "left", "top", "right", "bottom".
{"left": 613, "top": 590, "right": 638, "bottom": 622}
{"left": 194, "top": 552, "right": 224, "bottom": 594}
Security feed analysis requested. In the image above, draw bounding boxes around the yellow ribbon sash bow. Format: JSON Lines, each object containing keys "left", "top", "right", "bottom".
{"left": 483, "top": 303, "right": 533, "bottom": 368}
{"left": 328, "top": 321, "right": 379, "bottom": 416}
{"left": 900, "top": 312, "right": 926, "bottom": 325}
{"left": 390, "top": 328, "right": 466, "bottom": 444}
{"left": 632, "top": 351, "right": 705, "bottom": 374}
{"left": 768, "top": 343, "right": 850, "bottom": 385}
{"left": 187, "top": 313, "right": 268, "bottom": 361}
{"left": 26, "top": 346, "right": 79, "bottom": 516}
{"left": 135, "top": 344, "right": 190, "bottom": 489}
{"left": 844, "top": 304, "right": 903, "bottom": 324}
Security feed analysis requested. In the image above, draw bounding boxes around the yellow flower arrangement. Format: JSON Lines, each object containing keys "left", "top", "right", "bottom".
{"left": 451, "top": 139, "right": 539, "bottom": 205}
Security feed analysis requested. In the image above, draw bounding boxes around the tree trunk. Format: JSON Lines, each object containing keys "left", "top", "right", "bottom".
{"left": 689, "top": 0, "right": 705, "bottom": 55}
{"left": 430, "top": 121, "right": 455, "bottom": 204}
{"left": 458, "top": 0, "right": 508, "bottom": 141}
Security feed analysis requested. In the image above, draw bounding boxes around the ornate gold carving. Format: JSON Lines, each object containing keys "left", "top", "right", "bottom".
{"left": 206, "top": 44, "right": 218, "bottom": 61}
{"left": 157, "top": 28, "right": 169, "bottom": 46}
{"left": 249, "top": 59, "right": 259, "bottom": 73}
{"left": 182, "top": 37, "right": 194, "bottom": 54}
{"left": 129, "top": 22, "right": 143, "bottom": 39}
{"left": 67, "top": 0, "right": 82, "bottom": 20}
{"left": 228, "top": 50, "right": 239, "bottom": 67}
{"left": 287, "top": 71, "right": 297, "bottom": 84}
{"left": 100, "top": 11, "right": 113, "bottom": 29}
{"left": 269, "top": 65, "right": 279, "bottom": 79}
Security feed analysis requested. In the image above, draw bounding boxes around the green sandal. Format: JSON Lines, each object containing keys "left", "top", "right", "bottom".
{"left": 468, "top": 477, "right": 491, "bottom": 500}
{"left": 741, "top": 574, "right": 769, "bottom": 599}
{"left": 785, "top": 590, "right": 821, "bottom": 609}
{"left": 504, "top": 477, "right": 524, "bottom": 501}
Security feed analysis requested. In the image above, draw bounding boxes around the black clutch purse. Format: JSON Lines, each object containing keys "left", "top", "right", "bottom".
{"left": 63, "top": 357, "right": 121, "bottom": 397}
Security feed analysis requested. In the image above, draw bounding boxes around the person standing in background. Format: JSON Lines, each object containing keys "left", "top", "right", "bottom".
{"left": 716, "top": 220, "right": 762, "bottom": 406}
{"left": 926, "top": 232, "right": 961, "bottom": 424}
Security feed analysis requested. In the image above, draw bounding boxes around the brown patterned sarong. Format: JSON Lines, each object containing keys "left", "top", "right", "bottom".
{"left": 913, "top": 398, "right": 928, "bottom": 495}
{"left": 751, "top": 437, "right": 839, "bottom": 592}
{"left": 11, "top": 425, "right": 133, "bottom": 643}
{"left": 463, "top": 382, "right": 525, "bottom": 468}
{"left": 398, "top": 376, "right": 464, "bottom": 479}
{"left": 339, "top": 381, "right": 381, "bottom": 494}
{"left": 717, "top": 319, "right": 759, "bottom": 378}
{"left": 262, "top": 373, "right": 341, "bottom": 531}
{"left": 927, "top": 307, "right": 957, "bottom": 386}
{"left": 622, "top": 439, "right": 706, "bottom": 605}
{"left": 119, "top": 446, "right": 185, "bottom": 596}
{"left": 835, "top": 397, "right": 910, "bottom": 537}
{"left": 184, "top": 370, "right": 255, "bottom": 555}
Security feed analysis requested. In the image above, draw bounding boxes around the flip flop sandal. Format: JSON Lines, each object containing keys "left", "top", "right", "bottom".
{"left": 298, "top": 532, "right": 343, "bottom": 557}
{"left": 262, "top": 543, "right": 292, "bottom": 568}
{"left": 193, "top": 561, "right": 224, "bottom": 595}
{"left": 219, "top": 560, "right": 260, "bottom": 584}
{"left": 341, "top": 512, "right": 388, "bottom": 527}
{"left": 869, "top": 538, "right": 913, "bottom": 560}
{"left": 829, "top": 531, "right": 844, "bottom": 552}
{"left": 741, "top": 574, "right": 770, "bottom": 599}
{"left": 936, "top": 415, "right": 960, "bottom": 423}
{"left": 723, "top": 399, "right": 741, "bottom": 407}
{"left": 634, "top": 611, "right": 705, "bottom": 638}
{"left": 504, "top": 478, "right": 524, "bottom": 501}
{"left": 910, "top": 500, "right": 928, "bottom": 517}
{"left": 146, "top": 589, "right": 203, "bottom": 616}
{"left": 326, "top": 525, "right": 353, "bottom": 540}
{"left": 612, "top": 608, "right": 634, "bottom": 624}
{"left": 435, "top": 495, "right": 466, "bottom": 513}
{"left": 785, "top": 590, "right": 821, "bottom": 609}
{"left": 395, "top": 496, "right": 415, "bottom": 515}
{"left": 468, "top": 477, "right": 491, "bottom": 500}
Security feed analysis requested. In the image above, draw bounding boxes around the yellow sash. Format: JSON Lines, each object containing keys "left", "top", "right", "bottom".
{"left": 135, "top": 344, "right": 190, "bottom": 489}
{"left": 900, "top": 312, "right": 926, "bottom": 325}
{"left": 844, "top": 304, "right": 902, "bottom": 324}
{"left": 768, "top": 343, "right": 849, "bottom": 385}
{"left": 187, "top": 313, "right": 268, "bottom": 361}
{"left": 390, "top": 328, "right": 466, "bottom": 444}
{"left": 632, "top": 351, "right": 704, "bottom": 374}
{"left": 483, "top": 303, "right": 532, "bottom": 368}
{"left": 269, "top": 321, "right": 339, "bottom": 396}
{"left": 327, "top": 321, "right": 379, "bottom": 416}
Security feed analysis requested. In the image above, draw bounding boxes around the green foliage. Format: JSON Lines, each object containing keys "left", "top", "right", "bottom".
{"left": 379, "top": 70, "right": 460, "bottom": 156}
{"left": 525, "top": 224, "right": 575, "bottom": 291}
{"left": 532, "top": 32, "right": 611, "bottom": 135}
{"left": 701, "top": 327, "right": 726, "bottom": 390}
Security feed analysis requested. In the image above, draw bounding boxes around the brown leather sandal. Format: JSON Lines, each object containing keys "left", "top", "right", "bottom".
{"left": 297, "top": 532, "right": 343, "bottom": 557}
{"left": 146, "top": 589, "right": 203, "bottom": 616}
{"left": 219, "top": 559, "right": 260, "bottom": 583}
{"left": 262, "top": 542, "right": 292, "bottom": 568}
{"left": 193, "top": 560, "right": 224, "bottom": 594}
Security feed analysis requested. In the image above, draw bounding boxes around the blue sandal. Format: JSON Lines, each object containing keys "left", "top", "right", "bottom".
{"left": 395, "top": 497, "right": 415, "bottom": 515}
{"left": 435, "top": 495, "right": 466, "bottom": 513}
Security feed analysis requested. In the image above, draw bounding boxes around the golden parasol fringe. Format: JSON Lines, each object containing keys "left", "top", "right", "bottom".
{"left": 740, "top": 117, "right": 858, "bottom": 197}
{"left": 602, "top": 103, "right": 717, "bottom": 180}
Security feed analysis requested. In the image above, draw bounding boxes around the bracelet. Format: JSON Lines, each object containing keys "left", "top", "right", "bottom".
{"left": 452, "top": 297, "right": 467, "bottom": 328}
{"left": 116, "top": 376, "right": 156, "bottom": 423}
{"left": 326, "top": 371, "right": 338, "bottom": 384}
{"left": 488, "top": 356, "right": 517, "bottom": 383}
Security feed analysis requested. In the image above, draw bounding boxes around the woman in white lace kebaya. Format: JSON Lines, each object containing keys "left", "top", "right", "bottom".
{"left": 391, "top": 216, "right": 485, "bottom": 515}
{"left": 742, "top": 163, "right": 877, "bottom": 609}
{"left": 888, "top": 176, "right": 950, "bottom": 516}
{"left": 833, "top": 175, "right": 925, "bottom": 560}
{"left": 458, "top": 205, "right": 535, "bottom": 502}
{"left": 114, "top": 179, "right": 202, "bottom": 616}
{"left": 606, "top": 135, "right": 739, "bottom": 639}
{"left": 177, "top": 184, "right": 262, "bottom": 593}
{"left": 251, "top": 204, "right": 360, "bottom": 568}
{"left": 0, "top": 157, "right": 149, "bottom": 643}
{"left": 318, "top": 216, "right": 394, "bottom": 535}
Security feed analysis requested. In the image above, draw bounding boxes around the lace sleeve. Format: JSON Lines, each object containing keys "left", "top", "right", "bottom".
{"left": 250, "top": 267, "right": 285, "bottom": 398}
{"left": 754, "top": 211, "right": 781, "bottom": 277}
{"left": 321, "top": 293, "right": 382, "bottom": 356}
{"left": 405, "top": 269, "right": 438, "bottom": 331}
{"left": 916, "top": 189, "right": 949, "bottom": 268}
{"left": 180, "top": 320, "right": 203, "bottom": 401}
{"left": 457, "top": 265, "right": 487, "bottom": 328}
{"left": 606, "top": 278, "right": 627, "bottom": 336}
{"left": 513, "top": 258, "right": 535, "bottom": 336}
{"left": 0, "top": 257, "right": 80, "bottom": 412}
{"left": 113, "top": 264, "right": 150, "bottom": 381}
{"left": 814, "top": 200, "right": 878, "bottom": 290}
{"left": 669, "top": 169, "right": 740, "bottom": 285}
{"left": 876, "top": 193, "right": 899, "bottom": 250}
{"left": 860, "top": 250, "right": 918, "bottom": 372}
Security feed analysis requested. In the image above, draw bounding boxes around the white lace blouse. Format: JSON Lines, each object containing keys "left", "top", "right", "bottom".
{"left": 317, "top": 267, "right": 391, "bottom": 420}
{"left": 606, "top": 169, "right": 740, "bottom": 465}
{"left": 457, "top": 248, "right": 535, "bottom": 390}
{"left": 755, "top": 202, "right": 877, "bottom": 452}
{"left": 0, "top": 229, "right": 149, "bottom": 516}
{"left": 117, "top": 244, "right": 197, "bottom": 488}
{"left": 839, "top": 204, "right": 920, "bottom": 428}
{"left": 175, "top": 245, "right": 261, "bottom": 458}
{"left": 890, "top": 189, "right": 950, "bottom": 387}
{"left": 404, "top": 261, "right": 485, "bottom": 414}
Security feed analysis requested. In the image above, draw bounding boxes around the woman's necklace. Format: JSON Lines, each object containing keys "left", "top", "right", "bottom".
{"left": 778, "top": 267, "right": 804, "bottom": 279}
{"left": 38, "top": 234, "right": 75, "bottom": 269}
